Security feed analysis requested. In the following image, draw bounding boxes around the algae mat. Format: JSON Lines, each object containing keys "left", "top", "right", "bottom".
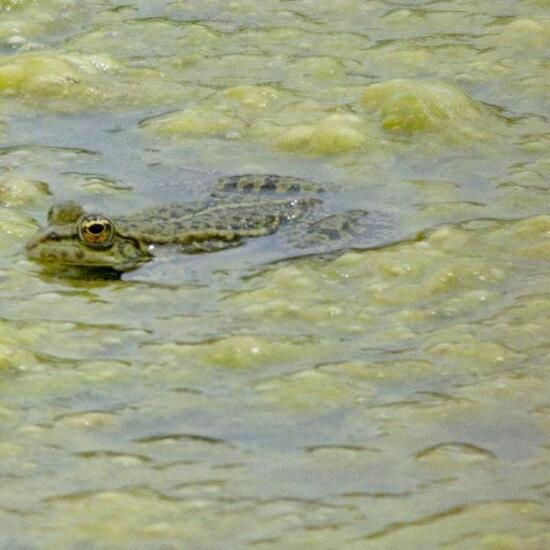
{"left": 0, "top": 0, "right": 549, "bottom": 548}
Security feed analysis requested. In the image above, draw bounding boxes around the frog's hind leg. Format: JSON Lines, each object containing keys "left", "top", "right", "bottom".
{"left": 212, "top": 174, "right": 328, "bottom": 196}
{"left": 290, "top": 210, "right": 397, "bottom": 252}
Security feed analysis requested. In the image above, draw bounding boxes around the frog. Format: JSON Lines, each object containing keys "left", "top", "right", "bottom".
{"left": 26, "top": 174, "right": 388, "bottom": 272}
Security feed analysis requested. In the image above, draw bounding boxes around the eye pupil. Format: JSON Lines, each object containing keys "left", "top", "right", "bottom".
{"left": 88, "top": 223, "right": 105, "bottom": 234}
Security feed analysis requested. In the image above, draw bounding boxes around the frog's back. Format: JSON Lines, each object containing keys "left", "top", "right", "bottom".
{"left": 114, "top": 174, "right": 326, "bottom": 244}
{"left": 213, "top": 174, "right": 328, "bottom": 195}
{"left": 115, "top": 196, "right": 320, "bottom": 244}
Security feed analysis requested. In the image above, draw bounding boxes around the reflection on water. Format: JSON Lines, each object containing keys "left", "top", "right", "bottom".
{"left": 0, "top": 0, "right": 549, "bottom": 547}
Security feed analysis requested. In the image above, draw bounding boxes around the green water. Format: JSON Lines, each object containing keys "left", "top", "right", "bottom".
{"left": 0, "top": 0, "right": 549, "bottom": 548}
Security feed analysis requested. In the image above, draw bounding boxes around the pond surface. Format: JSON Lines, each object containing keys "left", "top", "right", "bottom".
{"left": 0, "top": 0, "right": 549, "bottom": 547}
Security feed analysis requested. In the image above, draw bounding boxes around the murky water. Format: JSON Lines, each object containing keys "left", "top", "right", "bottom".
{"left": 0, "top": 0, "right": 549, "bottom": 547}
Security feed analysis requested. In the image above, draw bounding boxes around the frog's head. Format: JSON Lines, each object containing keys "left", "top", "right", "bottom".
{"left": 26, "top": 201, "right": 153, "bottom": 272}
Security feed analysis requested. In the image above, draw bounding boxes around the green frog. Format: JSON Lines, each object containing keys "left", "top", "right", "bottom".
{"left": 26, "top": 174, "right": 384, "bottom": 272}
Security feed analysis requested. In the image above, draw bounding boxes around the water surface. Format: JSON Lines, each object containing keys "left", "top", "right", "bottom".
{"left": 0, "top": 0, "right": 549, "bottom": 547}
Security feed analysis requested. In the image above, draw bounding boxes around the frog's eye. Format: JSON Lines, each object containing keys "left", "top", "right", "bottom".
{"left": 78, "top": 215, "right": 114, "bottom": 249}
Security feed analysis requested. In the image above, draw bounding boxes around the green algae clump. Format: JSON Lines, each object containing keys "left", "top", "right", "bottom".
{"left": 143, "top": 100, "right": 371, "bottom": 156}
{"left": 252, "top": 370, "right": 353, "bottom": 410}
{"left": 480, "top": 18, "right": 550, "bottom": 52}
{"left": 143, "top": 335, "right": 330, "bottom": 370}
{"left": 274, "top": 113, "right": 367, "bottom": 155}
{"left": 0, "top": 51, "right": 116, "bottom": 99}
{"left": 0, "top": 51, "right": 192, "bottom": 110}
{"left": 141, "top": 107, "right": 242, "bottom": 138}
{"left": 0, "top": 173, "right": 50, "bottom": 207}
{"left": 360, "top": 79, "right": 490, "bottom": 141}
{"left": 223, "top": 85, "right": 279, "bottom": 109}
{"left": 0, "top": 0, "right": 31, "bottom": 10}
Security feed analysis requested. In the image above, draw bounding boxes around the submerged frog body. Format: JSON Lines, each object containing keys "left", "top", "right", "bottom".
{"left": 26, "top": 174, "right": 384, "bottom": 272}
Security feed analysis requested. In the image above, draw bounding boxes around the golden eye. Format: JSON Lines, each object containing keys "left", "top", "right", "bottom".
{"left": 78, "top": 215, "right": 114, "bottom": 249}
